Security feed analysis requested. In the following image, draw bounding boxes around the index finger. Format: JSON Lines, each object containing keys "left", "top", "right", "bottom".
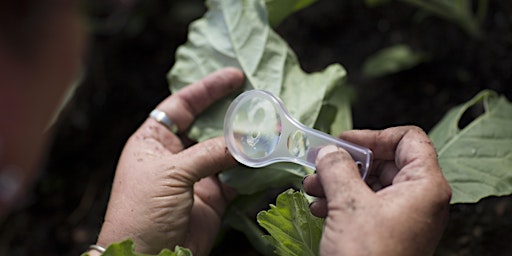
{"left": 156, "top": 67, "right": 245, "bottom": 133}
{"left": 175, "top": 136, "right": 238, "bottom": 183}
{"left": 139, "top": 68, "right": 244, "bottom": 153}
{"left": 339, "top": 126, "right": 441, "bottom": 182}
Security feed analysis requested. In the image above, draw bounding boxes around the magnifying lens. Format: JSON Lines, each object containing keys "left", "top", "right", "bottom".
{"left": 224, "top": 90, "right": 373, "bottom": 179}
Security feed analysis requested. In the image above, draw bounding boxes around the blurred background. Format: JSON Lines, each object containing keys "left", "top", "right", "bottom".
{"left": 1, "top": 0, "right": 511, "bottom": 255}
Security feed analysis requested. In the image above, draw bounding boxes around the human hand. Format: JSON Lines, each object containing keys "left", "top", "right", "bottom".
{"left": 96, "top": 68, "right": 244, "bottom": 255}
{"left": 303, "top": 126, "right": 451, "bottom": 256}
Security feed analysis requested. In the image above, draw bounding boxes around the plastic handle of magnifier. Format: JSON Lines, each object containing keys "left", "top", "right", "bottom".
{"left": 278, "top": 110, "right": 373, "bottom": 179}
{"left": 224, "top": 89, "right": 373, "bottom": 180}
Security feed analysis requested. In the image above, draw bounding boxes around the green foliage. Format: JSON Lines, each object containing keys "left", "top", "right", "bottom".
{"left": 224, "top": 194, "right": 277, "bottom": 255}
{"left": 82, "top": 240, "right": 191, "bottom": 256}
{"left": 265, "top": 0, "right": 317, "bottom": 28}
{"left": 362, "top": 44, "right": 427, "bottom": 78}
{"left": 429, "top": 90, "right": 512, "bottom": 204}
{"left": 168, "top": 0, "right": 348, "bottom": 142}
{"left": 219, "top": 163, "right": 308, "bottom": 195}
{"left": 257, "top": 189, "right": 324, "bottom": 256}
{"left": 167, "top": 0, "right": 350, "bottom": 194}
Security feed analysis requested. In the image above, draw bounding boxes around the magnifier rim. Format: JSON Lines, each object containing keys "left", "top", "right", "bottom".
{"left": 224, "top": 90, "right": 284, "bottom": 168}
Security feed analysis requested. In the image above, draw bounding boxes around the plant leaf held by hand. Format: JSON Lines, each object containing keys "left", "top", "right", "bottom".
{"left": 429, "top": 90, "right": 512, "bottom": 204}
{"left": 167, "top": 0, "right": 347, "bottom": 142}
{"left": 167, "top": 0, "right": 350, "bottom": 194}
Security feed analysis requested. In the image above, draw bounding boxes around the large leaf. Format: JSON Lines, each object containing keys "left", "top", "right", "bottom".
{"left": 429, "top": 90, "right": 512, "bottom": 204}
{"left": 257, "top": 189, "right": 324, "bottom": 256}
{"left": 167, "top": 0, "right": 347, "bottom": 142}
{"left": 167, "top": 0, "right": 349, "bottom": 194}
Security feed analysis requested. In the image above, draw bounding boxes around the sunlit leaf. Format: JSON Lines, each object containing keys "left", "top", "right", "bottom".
{"left": 257, "top": 189, "right": 324, "bottom": 256}
{"left": 429, "top": 90, "right": 512, "bottom": 204}
{"left": 167, "top": 0, "right": 347, "bottom": 142}
{"left": 168, "top": 0, "right": 348, "bottom": 194}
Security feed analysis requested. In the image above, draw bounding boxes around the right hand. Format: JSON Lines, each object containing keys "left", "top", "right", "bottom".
{"left": 303, "top": 126, "right": 452, "bottom": 256}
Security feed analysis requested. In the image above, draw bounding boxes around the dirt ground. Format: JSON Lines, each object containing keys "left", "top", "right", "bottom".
{"left": 1, "top": 0, "right": 511, "bottom": 255}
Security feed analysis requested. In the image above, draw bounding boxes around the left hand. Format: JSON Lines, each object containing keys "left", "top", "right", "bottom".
{"left": 96, "top": 68, "right": 244, "bottom": 255}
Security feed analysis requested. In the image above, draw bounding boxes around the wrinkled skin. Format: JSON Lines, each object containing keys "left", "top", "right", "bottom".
{"left": 303, "top": 126, "right": 452, "bottom": 256}
{"left": 97, "top": 68, "right": 244, "bottom": 255}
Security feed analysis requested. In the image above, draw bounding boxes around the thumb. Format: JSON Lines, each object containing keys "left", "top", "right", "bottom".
{"left": 176, "top": 137, "right": 237, "bottom": 184}
{"left": 315, "top": 145, "right": 371, "bottom": 207}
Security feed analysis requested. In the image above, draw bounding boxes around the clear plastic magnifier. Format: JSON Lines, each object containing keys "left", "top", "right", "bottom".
{"left": 224, "top": 90, "right": 373, "bottom": 179}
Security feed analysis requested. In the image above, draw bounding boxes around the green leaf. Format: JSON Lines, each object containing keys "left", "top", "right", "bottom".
{"left": 429, "top": 90, "right": 512, "bottom": 204}
{"left": 167, "top": 0, "right": 347, "bottom": 142}
{"left": 224, "top": 200, "right": 277, "bottom": 255}
{"left": 314, "top": 82, "right": 354, "bottom": 136}
{"left": 265, "top": 0, "right": 317, "bottom": 28}
{"left": 168, "top": 0, "right": 347, "bottom": 195}
{"left": 257, "top": 189, "right": 324, "bottom": 256}
{"left": 82, "top": 239, "right": 191, "bottom": 256}
{"left": 362, "top": 44, "right": 427, "bottom": 78}
{"left": 219, "top": 163, "right": 311, "bottom": 194}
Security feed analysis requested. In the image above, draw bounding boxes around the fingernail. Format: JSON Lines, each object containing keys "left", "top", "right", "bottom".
{"left": 317, "top": 145, "right": 339, "bottom": 161}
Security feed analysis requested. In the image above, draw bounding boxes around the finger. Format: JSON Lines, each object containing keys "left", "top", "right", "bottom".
{"left": 175, "top": 136, "right": 237, "bottom": 184}
{"left": 340, "top": 126, "right": 441, "bottom": 184}
{"left": 315, "top": 145, "right": 372, "bottom": 207}
{"left": 309, "top": 198, "right": 328, "bottom": 218}
{"left": 370, "top": 160, "right": 399, "bottom": 188}
{"left": 156, "top": 67, "right": 244, "bottom": 133}
{"left": 194, "top": 175, "right": 236, "bottom": 217}
{"left": 303, "top": 174, "right": 325, "bottom": 197}
{"left": 143, "top": 68, "right": 244, "bottom": 153}
{"left": 338, "top": 126, "right": 413, "bottom": 160}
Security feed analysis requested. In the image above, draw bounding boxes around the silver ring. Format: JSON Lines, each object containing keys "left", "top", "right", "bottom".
{"left": 88, "top": 244, "right": 106, "bottom": 253}
{"left": 149, "top": 109, "right": 179, "bottom": 133}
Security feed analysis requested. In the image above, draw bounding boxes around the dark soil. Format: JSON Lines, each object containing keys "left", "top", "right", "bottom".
{"left": 1, "top": 0, "right": 511, "bottom": 255}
